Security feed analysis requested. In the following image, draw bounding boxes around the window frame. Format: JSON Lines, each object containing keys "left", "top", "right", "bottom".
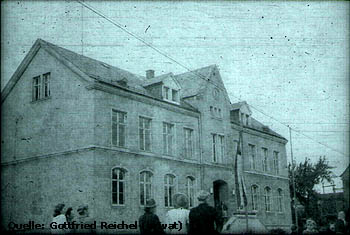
{"left": 212, "top": 133, "right": 225, "bottom": 163}
{"left": 277, "top": 188, "right": 283, "bottom": 213}
{"left": 273, "top": 151, "right": 280, "bottom": 174}
{"left": 139, "top": 116, "right": 152, "bottom": 152}
{"left": 163, "top": 122, "right": 174, "bottom": 156}
{"left": 139, "top": 170, "right": 153, "bottom": 206}
{"left": 264, "top": 187, "right": 272, "bottom": 212}
{"left": 111, "top": 109, "right": 127, "bottom": 148}
{"left": 262, "top": 148, "right": 268, "bottom": 172}
{"left": 111, "top": 167, "right": 127, "bottom": 206}
{"left": 186, "top": 176, "right": 195, "bottom": 208}
{"left": 32, "top": 73, "right": 51, "bottom": 102}
{"left": 184, "top": 128, "right": 194, "bottom": 159}
{"left": 251, "top": 185, "right": 259, "bottom": 211}
{"left": 248, "top": 144, "right": 256, "bottom": 170}
{"left": 32, "top": 75, "right": 41, "bottom": 101}
{"left": 42, "top": 72, "right": 51, "bottom": 98}
{"left": 164, "top": 174, "right": 176, "bottom": 208}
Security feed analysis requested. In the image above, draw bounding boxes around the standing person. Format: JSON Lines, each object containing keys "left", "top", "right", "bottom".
{"left": 51, "top": 203, "right": 67, "bottom": 234}
{"left": 139, "top": 198, "right": 165, "bottom": 235}
{"left": 335, "top": 211, "right": 347, "bottom": 234}
{"left": 75, "top": 205, "right": 95, "bottom": 234}
{"left": 65, "top": 207, "right": 74, "bottom": 223}
{"left": 188, "top": 190, "right": 220, "bottom": 235}
{"left": 164, "top": 193, "right": 190, "bottom": 234}
{"left": 215, "top": 202, "right": 224, "bottom": 232}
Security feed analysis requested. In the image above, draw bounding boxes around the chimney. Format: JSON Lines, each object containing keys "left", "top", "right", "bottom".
{"left": 146, "top": 70, "right": 155, "bottom": 79}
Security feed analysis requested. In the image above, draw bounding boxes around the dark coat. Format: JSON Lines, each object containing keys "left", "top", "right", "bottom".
{"left": 335, "top": 219, "right": 346, "bottom": 234}
{"left": 139, "top": 211, "right": 165, "bottom": 235}
{"left": 188, "top": 202, "right": 220, "bottom": 235}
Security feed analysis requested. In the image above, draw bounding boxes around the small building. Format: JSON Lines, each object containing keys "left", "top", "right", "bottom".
{"left": 340, "top": 166, "right": 349, "bottom": 211}
{"left": 1, "top": 39, "right": 292, "bottom": 232}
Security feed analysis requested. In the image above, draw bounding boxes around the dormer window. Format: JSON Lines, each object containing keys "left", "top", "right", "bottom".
{"left": 164, "top": 86, "right": 170, "bottom": 100}
{"left": 163, "top": 86, "right": 179, "bottom": 103}
{"left": 240, "top": 113, "right": 250, "bottom": 126}
{"left": 172, "top": 89, "right": 178, "bottom": 102}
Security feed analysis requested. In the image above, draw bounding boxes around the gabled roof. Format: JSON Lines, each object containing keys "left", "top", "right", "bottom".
{"left": 142, "top": 73, "right": 174, "bottom": 87}
{"left": 40, "top": 39, "right": 147, "bottom": 90}
{"left": 249, "top": 118, "right": 286, "bottom": 140}
{"left": 231, "top": 101, "right": 252, "bottom": 115}
{"left": 1, "top": 39, "right": 198, "bottom": 112}
{"left": 174, "top": 65, "right": 216, "bottom": 98}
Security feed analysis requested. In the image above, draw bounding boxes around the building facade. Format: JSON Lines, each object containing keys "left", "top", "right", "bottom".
{"left": 1, "top": 39, "right": 292, "bottom": 232}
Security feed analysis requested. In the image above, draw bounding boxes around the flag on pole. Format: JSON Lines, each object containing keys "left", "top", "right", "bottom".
{"left": 234, "top": 131, "right": 248, "bottom": 210}
{"left": 234, "top": 132, "right": 242, "bottom": 209}
{"left": 241, "top": 175, "right": 248, "bottom": 207}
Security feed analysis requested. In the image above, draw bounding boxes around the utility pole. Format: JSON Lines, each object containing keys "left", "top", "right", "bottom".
{"left": 289, "top": 127, "right": 298, "bottom": 231}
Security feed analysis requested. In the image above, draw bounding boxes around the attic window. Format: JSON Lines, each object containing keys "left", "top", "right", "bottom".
{"left": 163, "top": 86, "right": 179, "bottom": 103}
{"left": 100, "top": 62, "right": 110, "bottom": 69}
{"left": 241, "top": 113, "right": 250, "bottom": 126}
{"left": 32, "top": 72, "right": 51, "bottom": 101}
{"left": 172, "top": 90, "right": 178, "bottom": 102}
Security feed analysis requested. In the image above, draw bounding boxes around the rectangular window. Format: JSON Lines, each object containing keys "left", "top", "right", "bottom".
{"left": 139, "top": 117, "right": 152, "bottom": 151}
{"left": 32, "top": 73, "right": 51, "bottom": 101}
{"left": 140, "top": 171, "right": 152, "bottom": 206}
{"left": 212, "top": 134, "right": 217, "bottom": 163}
{"left": 164, "top": 86, "right": 170, "bottom": 100}
{"left": 184, "top": 128, "right": 194, "bottom": 159}
{"left": 163, "top": 122, "right": 174, "bottom": 155}
{"left": 273, "top": 151, "right": 279, "bottom": 174}
{"left": 42, "top": 73, "right": 50, "bottom": 98}
{"left": 219, "top": 135, "right": 225, "bottom": 163}
{"left": 112, "top": 168, "right": 126, "bottom": 205}
{"left": 186, "top": 177, "right": 195, "bottom": 208}
{"left": 262, "top": 148, "right": 268, "bottom": 172}
{"left": 32, "top": 76, "right": 41, "bottom": 101}
{"left": 164, "top": 174, "right": 175, "bottom": 207}
{"left": 172, "top": 89, "right": 178, "bottom": 102}
{"left": 212, "top": 134, "right": 224, "bottom": 163}
{"left": 112, "top": 110, "right": 127, "bottom": 147}
{"left": 249, "top": 144, "right": 256, "bottom": 170}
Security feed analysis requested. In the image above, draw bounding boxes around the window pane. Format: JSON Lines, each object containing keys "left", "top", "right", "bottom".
{"left": 145, "top": 119, "right": 151, "bottom": 129}
{"left": 139, "top": 128, "right": 144, "bottom": 150}
{"left": 119, "top": 170, "right": 124, "bottom": 180}
{"left": 145, "top": 130, "right": 151, "bottom": 151}
{"left": 112, "top": 193, "right": 118, "bottom": 204}
{"left": 163, "top": 133, "right": 167, "bottom": 154}
{"left": 140, "top": 184, "right": 145, "bottom": 205}
{"left": 146, "top": 184, "right": 151, "bottom": 200}
{"left": 119, "top": 125, "right": 125, "bottom": 147}
{"left": 112, "top": 181, "right": 118, "bottom": 192}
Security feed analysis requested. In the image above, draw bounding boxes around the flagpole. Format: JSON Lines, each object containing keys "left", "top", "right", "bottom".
{"left": 240, "top": 130, "right": 249, "bottom": 233}
{"left": 289, "top": 126, "right": 298, "bottom": 232}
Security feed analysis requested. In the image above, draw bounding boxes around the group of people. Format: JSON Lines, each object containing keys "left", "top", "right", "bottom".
{"left": 139, "top": 190, "right": 222, "bottom": 235}
{"left": 290, "top": 211, "right": 348, "bottom": 235}
{"left": 51, "top": 203, "right": 94, "bottom": 234}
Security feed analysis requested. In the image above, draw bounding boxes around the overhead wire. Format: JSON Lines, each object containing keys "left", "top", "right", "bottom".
{"left": 76, "top": 0, "right": 347, "bottom": 157}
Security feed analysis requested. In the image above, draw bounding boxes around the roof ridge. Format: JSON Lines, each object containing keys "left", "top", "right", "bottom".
{"left": 175, "top": 64, "right": 216, "bottom": 77}
{"left": 38, "top": 39, "right": 145, "bottom": 81}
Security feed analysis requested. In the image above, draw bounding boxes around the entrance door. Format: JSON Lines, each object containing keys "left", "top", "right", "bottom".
{"left": 213, "top": 180, "right": 228, "bottom": 209}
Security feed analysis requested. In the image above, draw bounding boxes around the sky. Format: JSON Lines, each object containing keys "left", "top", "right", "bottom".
{"left": 1, "top": 0, "right": 349, "bottom": 193}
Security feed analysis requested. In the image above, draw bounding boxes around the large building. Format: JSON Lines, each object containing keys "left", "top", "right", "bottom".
{"left": 1, "top": 39, "right": 292, "bottom": 232}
